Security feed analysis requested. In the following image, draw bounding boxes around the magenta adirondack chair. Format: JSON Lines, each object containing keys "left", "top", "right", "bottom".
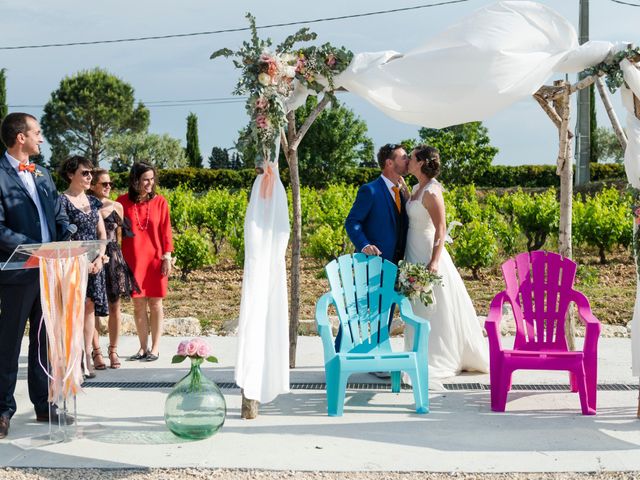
{"left": 485, "top": 250, "right": 601, "bottom": 415}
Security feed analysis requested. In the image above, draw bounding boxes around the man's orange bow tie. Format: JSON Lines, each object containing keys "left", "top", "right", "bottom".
{"left": 18, "top": 163, "right": 36, "bottom": 173}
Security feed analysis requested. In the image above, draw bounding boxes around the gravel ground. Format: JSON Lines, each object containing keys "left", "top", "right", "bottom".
{"left": 1, "top": 470, "right": 640, "bottom": 480}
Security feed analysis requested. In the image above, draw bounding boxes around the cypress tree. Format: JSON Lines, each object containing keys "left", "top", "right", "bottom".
{"left": 185, "top": 112, "right": 203, "bottom": 168}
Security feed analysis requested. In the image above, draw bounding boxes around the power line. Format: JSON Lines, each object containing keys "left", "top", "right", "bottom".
{"left": 610, "top": 0, "right": 640, "bottom": 5}
{"left": 8, "top": 96, "right": 248, "bottom": 109}
{"left": 0, "top": 0, "right": 473, "bottom": 51}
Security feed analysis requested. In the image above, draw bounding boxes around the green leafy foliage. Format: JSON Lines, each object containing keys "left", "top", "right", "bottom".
{"left": 450, "top": 220, "right": 498, "bottom": 279}
{"left": 164, "top": 185, "right": 198, "bottom": 234}
{"left": 445, "top": 185, "right": 482, "bottom": 224}
{"left": 106, "top": 132, "right": 187, "bottom": 172}
{"left": 209, "top": 147, "right": 232, "bottom": 169}
{"left": 285, "top": 96, "right": 374, "bottom": 187}
{"left": 509, "top": 188, "right": 559, "bottom": 251}
{"left": 582, "top": 45, "right": 640, "bottom": 93}
{"left": 93, "top": 179, "right": 638, "bottom": 277}
{"left": 484, "top": 192, "right": 522, "bottom": 255}
{"left": 173, "top": 228, "right": 214, "bottom": 281}
{"left": 592, "top": 127, "right": 625, "bottom": 164}
{"left": 418, "top": 122, "right": 498, "bottom": 185}
{"left": 302, "top": 184, "right": 357, "bottom": 261}
{"left": 573, "top": 187, "right": 633, "bottom": 263}
{"left": 195, "top": 189, "right": 249, "bottom": 256}
{"left": 41, "top": 68, "right": 149, "bottom": 167}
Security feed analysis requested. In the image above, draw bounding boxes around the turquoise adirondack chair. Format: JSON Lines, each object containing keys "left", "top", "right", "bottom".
{"left": 315, "top": 253, "right": 430, "bottom": 416}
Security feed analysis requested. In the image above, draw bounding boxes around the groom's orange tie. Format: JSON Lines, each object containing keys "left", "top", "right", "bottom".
{"left": 391, "top": 186, "right": 401, "bottom": 212}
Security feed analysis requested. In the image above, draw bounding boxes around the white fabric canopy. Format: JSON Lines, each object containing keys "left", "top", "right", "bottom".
{"left": 234, "top": 159, "right": 290, "bottom": 403}
{"left": 335, "top": 1, "right": 579, "bottom": 128}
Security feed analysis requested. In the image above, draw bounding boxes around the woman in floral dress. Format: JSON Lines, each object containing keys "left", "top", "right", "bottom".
{"left": 58, "top": 156, "right": 108, "bottom": 377}
{"left": 89, "top": 169, "right": 140, "bottom": 368}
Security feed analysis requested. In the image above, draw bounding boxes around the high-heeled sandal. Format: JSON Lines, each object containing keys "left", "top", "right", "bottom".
{"left": 108, "top": 345, "right": 121, "bottom": 369}
{"left": 92, "top": 347, "right": 107, "bottom": 370}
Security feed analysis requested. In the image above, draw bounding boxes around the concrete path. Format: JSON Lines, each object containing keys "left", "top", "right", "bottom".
{"left": 0, "top": 336, "right": 638, "bottom": 472}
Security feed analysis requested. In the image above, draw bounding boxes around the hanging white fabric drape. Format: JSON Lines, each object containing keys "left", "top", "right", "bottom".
{"left": 234, "top": 157, "right": 290, "bottom": 403}
{"left": 620, "top": 59, "right": 640, "bottom": 376}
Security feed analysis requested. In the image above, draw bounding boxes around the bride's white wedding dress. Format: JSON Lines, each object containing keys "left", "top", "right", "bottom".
{"left": 403, "top": 179, "right": 489, "bottom": 381}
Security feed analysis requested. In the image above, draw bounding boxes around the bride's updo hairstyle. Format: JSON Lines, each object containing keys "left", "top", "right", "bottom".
{"left": 414, "top": 145, "right": 441, "bottom": 178}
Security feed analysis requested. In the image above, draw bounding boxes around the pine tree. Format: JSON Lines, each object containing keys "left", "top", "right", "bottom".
{"left": 208, "top": 146, "right": 229, "bottom": 168}
{"left": 0, "top": 69, "right": 8, "bottom": 157}
{"left": 185, "top": 112, "right": 203, "bottom": 168}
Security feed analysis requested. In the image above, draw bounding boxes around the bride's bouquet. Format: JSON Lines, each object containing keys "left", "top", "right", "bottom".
{"left": 396, "top": 260, "right": 443, "bottom": 308}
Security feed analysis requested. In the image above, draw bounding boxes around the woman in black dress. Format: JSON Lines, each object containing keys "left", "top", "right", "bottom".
{"left": 89, "top": 169, "right": 140, "bottom": 368}
{"left": 58, "top": 156, "right": 108, "bottom": 378}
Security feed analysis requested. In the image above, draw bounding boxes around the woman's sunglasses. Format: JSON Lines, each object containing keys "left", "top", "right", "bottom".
{"left": 100, "top": 181, "right": 113, "bottom": 188}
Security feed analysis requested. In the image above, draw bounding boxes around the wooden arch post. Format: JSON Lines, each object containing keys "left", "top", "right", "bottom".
{"left": 240, "top": 94, "right": 332, "bottom": 420}
{"left": 533, "top": 69, "right": 632, "bottom": 355}
{"left": 534, "top": 80, "right": 576, "bottom": 348}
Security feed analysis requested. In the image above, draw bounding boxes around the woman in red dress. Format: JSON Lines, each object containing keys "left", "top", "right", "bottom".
{"left": 117, "top": 162, "right": 173, "bottom": 362}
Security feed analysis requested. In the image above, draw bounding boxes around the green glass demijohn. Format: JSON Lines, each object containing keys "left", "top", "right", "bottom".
{"left": 164, "top": 357, "right": 226, "bottom": 439}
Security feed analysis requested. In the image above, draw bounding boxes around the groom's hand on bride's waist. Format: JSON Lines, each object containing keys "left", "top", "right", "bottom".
{"left": 362, "top": 244, "right": 382, "bottom": 256}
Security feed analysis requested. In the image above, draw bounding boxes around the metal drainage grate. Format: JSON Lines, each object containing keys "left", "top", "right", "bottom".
{"left": 81, "top": 381, "right": 639, "bottom": 391}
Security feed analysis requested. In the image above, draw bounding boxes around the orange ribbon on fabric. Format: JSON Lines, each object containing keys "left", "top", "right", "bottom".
{"left": 18, "top": 162, "right": 36, "bottom": 173}
{"left": 259, "top": 162, "right": 275, "bottom": 199}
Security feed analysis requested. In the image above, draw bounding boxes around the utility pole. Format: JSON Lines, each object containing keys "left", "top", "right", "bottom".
{"left": 575, "top": 0, "right": 590, "bottom": 186}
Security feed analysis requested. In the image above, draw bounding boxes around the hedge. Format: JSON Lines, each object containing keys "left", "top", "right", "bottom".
{"left": 51, "top": 162, "right": 626, "bottom": 192}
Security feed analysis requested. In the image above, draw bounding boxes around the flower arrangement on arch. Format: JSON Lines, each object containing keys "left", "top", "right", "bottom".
{"left": 211, "top": 13, "right": 353, "bottom": 162}
{"left": 396, "top": 260, "right": 443, "bottom": 308}
{"left": 172, "top": 337, "right": 218, "bottom": 364}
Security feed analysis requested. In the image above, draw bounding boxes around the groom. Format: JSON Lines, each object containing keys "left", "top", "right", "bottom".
{"left": 339, "top": 144, "right": 409, "bottom": 357}
{"left": 345, "top": 143, "right": 409, "bottom": 263}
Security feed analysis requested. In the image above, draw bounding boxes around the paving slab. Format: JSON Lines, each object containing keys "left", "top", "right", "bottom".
{"left": 0, "top": 335, "right": 638, "bottom": 473}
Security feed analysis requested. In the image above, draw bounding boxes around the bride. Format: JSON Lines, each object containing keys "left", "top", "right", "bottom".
{"left": 402, "top": 145, "right": 489, "bottom": 383}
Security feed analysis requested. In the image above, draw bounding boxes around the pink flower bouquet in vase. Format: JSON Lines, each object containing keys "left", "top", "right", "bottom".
{"left": 164, "top": 338, "right": 226, "bottom": 440}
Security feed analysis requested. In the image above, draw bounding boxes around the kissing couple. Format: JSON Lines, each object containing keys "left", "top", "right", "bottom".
{"left": 345, "top": 143, "right": 489, "bottom": 383}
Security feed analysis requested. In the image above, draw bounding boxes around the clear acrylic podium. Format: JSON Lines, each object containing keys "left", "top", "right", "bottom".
{"left": 1, "top": 240, "right": 108, "bottom": 448}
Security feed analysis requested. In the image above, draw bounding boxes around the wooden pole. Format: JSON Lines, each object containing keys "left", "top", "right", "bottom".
{"left": 241, "top": 389, "right": 259, "bottom": 419}
{"left": 287, "top": 110, "right": 302, "bottom": 369}
{"left": 287, "top": 95, "right": 332, "bottom": 368}
{"left": 553, "top": 80, "right": 576, "bottom": 350}
{"left": 595, "top": 76, "right": 628, "bottom": 150}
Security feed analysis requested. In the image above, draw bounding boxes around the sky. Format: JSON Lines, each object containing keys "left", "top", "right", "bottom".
{"left": 1, "top": 0, "right": 639, "bottom": 167}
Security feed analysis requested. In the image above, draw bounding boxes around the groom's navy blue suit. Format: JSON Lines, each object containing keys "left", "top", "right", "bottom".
{"left": 0, "top": 154, "right": 69, "bottom": 419}
{"left": 338, "top": 176, "right": 408, "bottom": 350}
{"left": 345, "top": 176, "right": 408, "bottom": 264}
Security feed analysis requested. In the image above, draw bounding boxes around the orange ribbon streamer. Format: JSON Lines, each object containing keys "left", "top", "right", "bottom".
{"left": 259, "top": 162, "right": 275, "bottom": 199}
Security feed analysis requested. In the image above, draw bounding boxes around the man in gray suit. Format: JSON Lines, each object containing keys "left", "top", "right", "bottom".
{"left": 0, "top": 113, "right": 70, "bottom": 438}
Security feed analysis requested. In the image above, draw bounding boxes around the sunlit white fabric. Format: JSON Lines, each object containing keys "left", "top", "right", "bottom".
{"left": 335, "top": 1, "right": 580, "bottom": 128}
{"left": 234, "top": 158, "right": 290, "bottom": 403}
{"left": 619, "top": 59, "right": 640, "bottom": 376}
